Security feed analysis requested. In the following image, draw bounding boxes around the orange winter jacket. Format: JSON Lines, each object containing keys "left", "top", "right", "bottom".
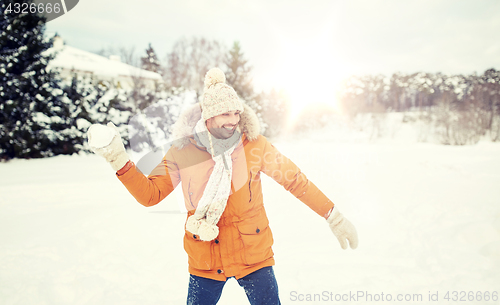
{"left": 116, "top": 104, "right": 334, "bottom": 281}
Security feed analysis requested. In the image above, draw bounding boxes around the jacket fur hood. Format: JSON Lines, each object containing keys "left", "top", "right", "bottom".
{"left": 171, "top": 102, "right": 260, "bottom": 149}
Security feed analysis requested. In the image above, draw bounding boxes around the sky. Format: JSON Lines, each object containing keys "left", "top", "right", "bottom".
{"left": 45, "top": 0, "right": 500, "bottom": 111}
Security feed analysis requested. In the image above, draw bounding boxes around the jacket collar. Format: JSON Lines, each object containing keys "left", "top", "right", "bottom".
{"left": 171, "top": 103, "right": 260, "bottom": 149}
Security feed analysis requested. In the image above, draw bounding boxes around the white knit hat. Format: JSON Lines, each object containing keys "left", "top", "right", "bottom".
{"left": 201, "top": 68, "right": 244, "bottom": 121}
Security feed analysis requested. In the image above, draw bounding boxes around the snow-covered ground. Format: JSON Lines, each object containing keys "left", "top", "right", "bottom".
{"left": 1, "top": 120, "right": 500, "bottom": 304}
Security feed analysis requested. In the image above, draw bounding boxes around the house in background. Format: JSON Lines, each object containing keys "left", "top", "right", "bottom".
{"left": 47, "top": 35, "right": 163, "bottom": 91}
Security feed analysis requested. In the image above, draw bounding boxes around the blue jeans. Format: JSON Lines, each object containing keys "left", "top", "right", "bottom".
{"left": 187, "top": 266, "right": 281, "bottom": 305}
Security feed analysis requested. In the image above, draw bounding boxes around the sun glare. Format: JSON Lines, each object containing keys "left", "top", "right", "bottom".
{"left": 269, "top": 37, "right": 350, "bottom": 124}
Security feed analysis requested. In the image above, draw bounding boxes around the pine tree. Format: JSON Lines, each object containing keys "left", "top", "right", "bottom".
{"left": 0, "top": 0, "right": 74, "bottom": 159}
{"left": 141, "top": 43, "right": 162, "bottom": 74}
{"left": 62, "top": 74, "right": 109, "bottom": 152}
{"left": 224, "top": 41, "right": 266, "bottom": 134}
{"left": 224, "top": 41, "right": 254, "bottom": 100}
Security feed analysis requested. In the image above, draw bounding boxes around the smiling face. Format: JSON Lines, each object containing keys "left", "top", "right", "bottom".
{"left": 206, "top": 110, "right": 241, "bottom": 139}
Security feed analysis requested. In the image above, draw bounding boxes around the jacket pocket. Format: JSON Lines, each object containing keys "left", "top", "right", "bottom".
{"left": 183, "top": 231, "right": 213, "bottom": 270}
{"left": 237, "top": 217, "right": 274, "bottom": 266}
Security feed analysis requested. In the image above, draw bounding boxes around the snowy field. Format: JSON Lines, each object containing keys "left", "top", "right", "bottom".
{"left": 1, "top": 119, "right": 500, "bottom": 304}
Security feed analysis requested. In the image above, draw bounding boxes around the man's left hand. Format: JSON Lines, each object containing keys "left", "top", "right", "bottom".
{"left": 326, "top": 208, "right": 358, "bottom": 250}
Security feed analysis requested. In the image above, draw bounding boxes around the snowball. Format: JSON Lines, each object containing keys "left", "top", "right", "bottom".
{"left": 76, "top": 118, "right": 91, "bottom": 131}
{"left": 87, "top": 124, "right": 115, "bottom": 148}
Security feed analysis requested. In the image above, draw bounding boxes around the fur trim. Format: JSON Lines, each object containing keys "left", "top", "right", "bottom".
{"left": 239, "top": 103, "right": 260, "bottom": 141}
{"left": 171, "top": 103, "right": 260, "bottom": 149}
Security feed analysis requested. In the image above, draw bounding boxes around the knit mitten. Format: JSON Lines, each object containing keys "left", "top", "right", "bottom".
{"left": 327, "top": 208, "right": 358, "bottom": 250}
{"left": 87, "top": 122, "right": 129, "bottom": 171}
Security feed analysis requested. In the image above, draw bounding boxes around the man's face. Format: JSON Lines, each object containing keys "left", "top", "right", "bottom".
{"left": 206, "top": 110, "right": 241, "bottom": 139}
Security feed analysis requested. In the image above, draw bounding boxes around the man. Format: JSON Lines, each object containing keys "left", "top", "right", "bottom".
{"left": 87, "top": 68, "right": 358, "bottom": 305}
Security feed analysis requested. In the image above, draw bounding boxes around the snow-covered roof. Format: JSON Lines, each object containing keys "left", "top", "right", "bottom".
{"left": 47, "top": 45, "right": 162, "bottom": 81}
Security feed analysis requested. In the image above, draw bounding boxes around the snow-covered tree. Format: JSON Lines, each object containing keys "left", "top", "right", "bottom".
{"left": 0, "top": 0, "right": 74, "bottom": 159}
{"left": 128, "top": 93, "right": 191, "bottom": 153}
{"left": 164, "top": 37, "right": 225, "bottom": 97}
{"left": 223, "top": 41, "right": 267, "bottom": 135}
{"left": 62, "top": 74, "right": 109, "bottom": 152}
{"left": 141, "top": 43, "right": 162, "bottom": 75}
{"left": 224, "top": 41, "right": 254, "bottom": 101}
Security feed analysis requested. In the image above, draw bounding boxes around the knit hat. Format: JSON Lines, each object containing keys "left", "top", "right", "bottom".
{"left": 201, "top": 68, "right": 244, "bottom": 121}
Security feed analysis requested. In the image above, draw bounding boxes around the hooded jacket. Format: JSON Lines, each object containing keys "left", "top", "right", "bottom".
{"left": 117, "top": 103, "right": 334, "bottom": 281}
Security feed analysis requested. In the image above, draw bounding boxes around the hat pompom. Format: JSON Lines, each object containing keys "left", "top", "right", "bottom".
{"left": 204, "top": 68, "right": 226, "bottom": 90}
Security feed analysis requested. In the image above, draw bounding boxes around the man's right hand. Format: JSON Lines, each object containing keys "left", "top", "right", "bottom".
{"left": 87, "top": 122, "right": 130, "bottom": 171}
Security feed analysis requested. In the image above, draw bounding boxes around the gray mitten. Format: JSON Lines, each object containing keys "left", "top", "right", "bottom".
{"left": 87, "top": 122, "right": 129, "bottom": 171}
{"left": 327, "top": 207, "right": 358, "bottom": 250}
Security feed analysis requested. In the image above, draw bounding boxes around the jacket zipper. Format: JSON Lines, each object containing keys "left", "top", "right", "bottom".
{"left": 248, "top": 172, "right": 252, "bottom": 202}
{"left": 188, "top": 179, "right": 195, "bottom": 209}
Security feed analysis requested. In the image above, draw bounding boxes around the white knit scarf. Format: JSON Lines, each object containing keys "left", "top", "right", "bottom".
{"left": 185, "top": 118, "right": 242, "bottom": 241}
